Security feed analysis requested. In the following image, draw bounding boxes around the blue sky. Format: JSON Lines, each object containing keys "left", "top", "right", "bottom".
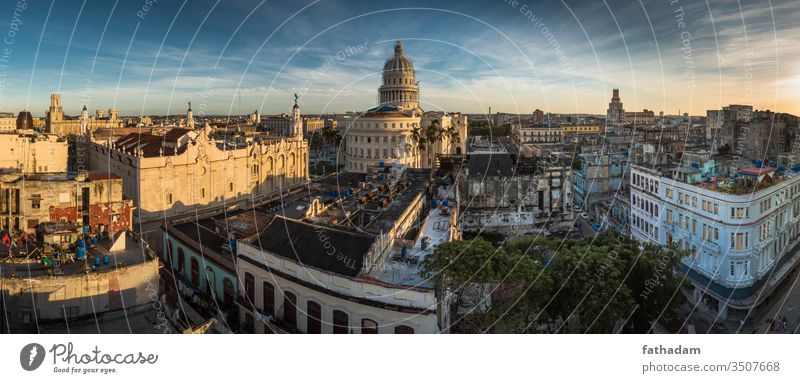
{"left": 0, "top": 0, "right": 798, "bottom": 117}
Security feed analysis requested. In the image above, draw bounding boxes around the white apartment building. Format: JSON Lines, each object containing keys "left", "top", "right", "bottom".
{"left": 631, "top": 164, "right": 800, "bottom": 319}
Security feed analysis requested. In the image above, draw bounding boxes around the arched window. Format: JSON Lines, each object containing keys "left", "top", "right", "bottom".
{"left": 394, "top": 325, "right": 414, "bottom": 334}
{"left": 262, "top": 281, "right": 275, "bottom": 315}
{"left": 333, "top": 310, "right": 349, "bottom": 334}
{"left": 244, "top": 272, "right": 255, "bottom": 304}
{"left": 284, "top": 292, "right": 297, "bottom": 327}
{"left": 177, "top": 247, "right": 185, "bottom": 273}
{"left": 190, "top": 258, "right": 199, "bottom": 286}
{"left": 307, "top": 301, "right": 321, "bottom": 334}
{"left": 361, "top": 319, "right": 378, "bottom": 334}
{"left": 223, "top": 278, "right": 234, "bottom": 307}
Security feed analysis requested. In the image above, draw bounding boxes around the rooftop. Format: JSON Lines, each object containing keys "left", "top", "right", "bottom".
{"left": 370, "top": 201, "right": 456, "bottom": 288}
{"left": 251, "top": 216, "right": 377, "bottom": 278}
{"left": 1, "top": 231, "right": 154, "bottom": 277}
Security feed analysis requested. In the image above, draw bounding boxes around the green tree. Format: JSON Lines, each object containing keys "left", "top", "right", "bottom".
{"left": 421, "top": 230, "right": 685, "bottom": 333}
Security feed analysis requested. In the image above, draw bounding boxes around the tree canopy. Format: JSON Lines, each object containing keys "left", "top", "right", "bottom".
{"left": 420, "top": 230, "right": 685, "bottom": 333}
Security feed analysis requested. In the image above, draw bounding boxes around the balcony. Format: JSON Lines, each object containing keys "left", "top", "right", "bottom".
{"left": 727, "top": 248, "right": 752, "bottom": 259}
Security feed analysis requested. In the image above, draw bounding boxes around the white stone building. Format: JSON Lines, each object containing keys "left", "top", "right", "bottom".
{"left": 343, "top": 41, "right": 466, "bottom": 173}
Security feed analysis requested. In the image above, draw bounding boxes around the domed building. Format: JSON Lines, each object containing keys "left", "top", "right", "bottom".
{"left": 344, "top": 41, "right": 467, "bottom": 173}
{"left": 379, "top": 41, "right": 420, "bottom": 111}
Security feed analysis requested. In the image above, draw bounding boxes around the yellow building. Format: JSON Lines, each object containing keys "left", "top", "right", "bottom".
{"left": 46, "top": 93, "right": 122, "bottom": 135}
{"left": 89, "top": 102, "right": 309, "bottom": 223}
{"left": 0, "top": 132, "right": 68, "bottom": 173}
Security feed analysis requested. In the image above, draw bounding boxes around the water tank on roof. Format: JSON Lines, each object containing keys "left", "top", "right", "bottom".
{"left": 755, "top": 160, "right": 763, "bottom": 167}
{"left": 691, "top": 162, "right": 699, "bottom": 169}
{"left": 76, "top": 247, "right": 86, "bottom": 260}
{"left": 431, "top": 199, "right": 437, "bottom": 207}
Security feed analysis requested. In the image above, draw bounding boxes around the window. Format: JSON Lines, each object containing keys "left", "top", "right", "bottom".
{"left": 244, "top": 272, "right": 255, "bottom": 304}
{"left": 733, "top": 233, "right": 748, "bottom": 250}
{"left": 200, "top": 188, "right": 206, "bottom": 198}
{"left": 307, "top": 301, "right": 321, "bottom": 334}
{"left": 190, "top": 258, "right": 200, "bottom": 286}
{"left": 262, "top": 282, "right": 275, "bottom": 315}
{"left": 177, "top": 247, "right": 185, "bottom": 273}
{"left": 333, "top": 310, "right": 349, "bottom": 334}
{"left": 361, "top": 319, "right": 378, "bottom": 334}
{"left": 223, "top": 278, "right": 234, "bottom": 307}
{"left": 284, "top": 292, "right": 297, "bottom": 327}
{"left": 229, "top": 183, "right": 234, "bottom": 192}
{"left": 166, "top": 193, "right": 173, "bottom": 204}
{"left": 31, "top": 194, "right": 41, "bottom": 209}
{"left": 394, "top": 325, "right": 414, "bottom": 334}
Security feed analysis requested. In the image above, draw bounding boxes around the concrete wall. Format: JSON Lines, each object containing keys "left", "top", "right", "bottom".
{"left": 1, "top": 258, "right": 159, "bottom": 332}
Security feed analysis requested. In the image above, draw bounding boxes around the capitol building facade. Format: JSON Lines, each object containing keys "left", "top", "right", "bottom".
{"left": 344, "top": 41, "right": 467, "bottom": 173}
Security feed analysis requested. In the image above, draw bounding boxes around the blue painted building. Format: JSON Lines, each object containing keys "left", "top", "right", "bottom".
{"left": 161, "top": 213, "right": 268, "bottom": 316}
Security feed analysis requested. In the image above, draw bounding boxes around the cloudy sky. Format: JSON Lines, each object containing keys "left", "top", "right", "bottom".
{"left": 0, "top": 0, "right": 798, "bottom": 117}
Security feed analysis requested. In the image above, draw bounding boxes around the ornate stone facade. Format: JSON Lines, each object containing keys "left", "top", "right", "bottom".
{"left": 47, "top": 93, "right": 122, "bottom": 136}
{"left": 89, "top": 102, "right": 308, "bottom": 223}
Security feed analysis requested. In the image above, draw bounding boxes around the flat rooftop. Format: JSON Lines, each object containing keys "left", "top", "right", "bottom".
{"left": 370, "top": 202, "right": 455, "bottom": 289}
{"left": 1, "top": 232, "right": 154, "bottom": 278}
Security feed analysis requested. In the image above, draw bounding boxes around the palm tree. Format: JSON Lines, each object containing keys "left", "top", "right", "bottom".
{"left": 425, "top": 119, "right": 443, "bottom": 167}
{"left": 410, "top": 125, "right": 426, "bottom": 167}
{"left": 424, "top": 119, "right": 444, "bottom": 178}
{"left": 443, "top": 123, "right": 461, "bottom": 154}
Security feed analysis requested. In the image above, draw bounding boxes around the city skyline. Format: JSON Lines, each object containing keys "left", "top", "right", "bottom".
{"left": 0, "top": 0, "right": 798, "bottom": 117}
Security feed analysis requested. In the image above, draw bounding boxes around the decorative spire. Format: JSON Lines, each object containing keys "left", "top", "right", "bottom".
{"left": 394, "top": 40, "right": 403, "bottom": 56}
{"left": 187, "top": 101, "right": 192, "bottom": 112}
